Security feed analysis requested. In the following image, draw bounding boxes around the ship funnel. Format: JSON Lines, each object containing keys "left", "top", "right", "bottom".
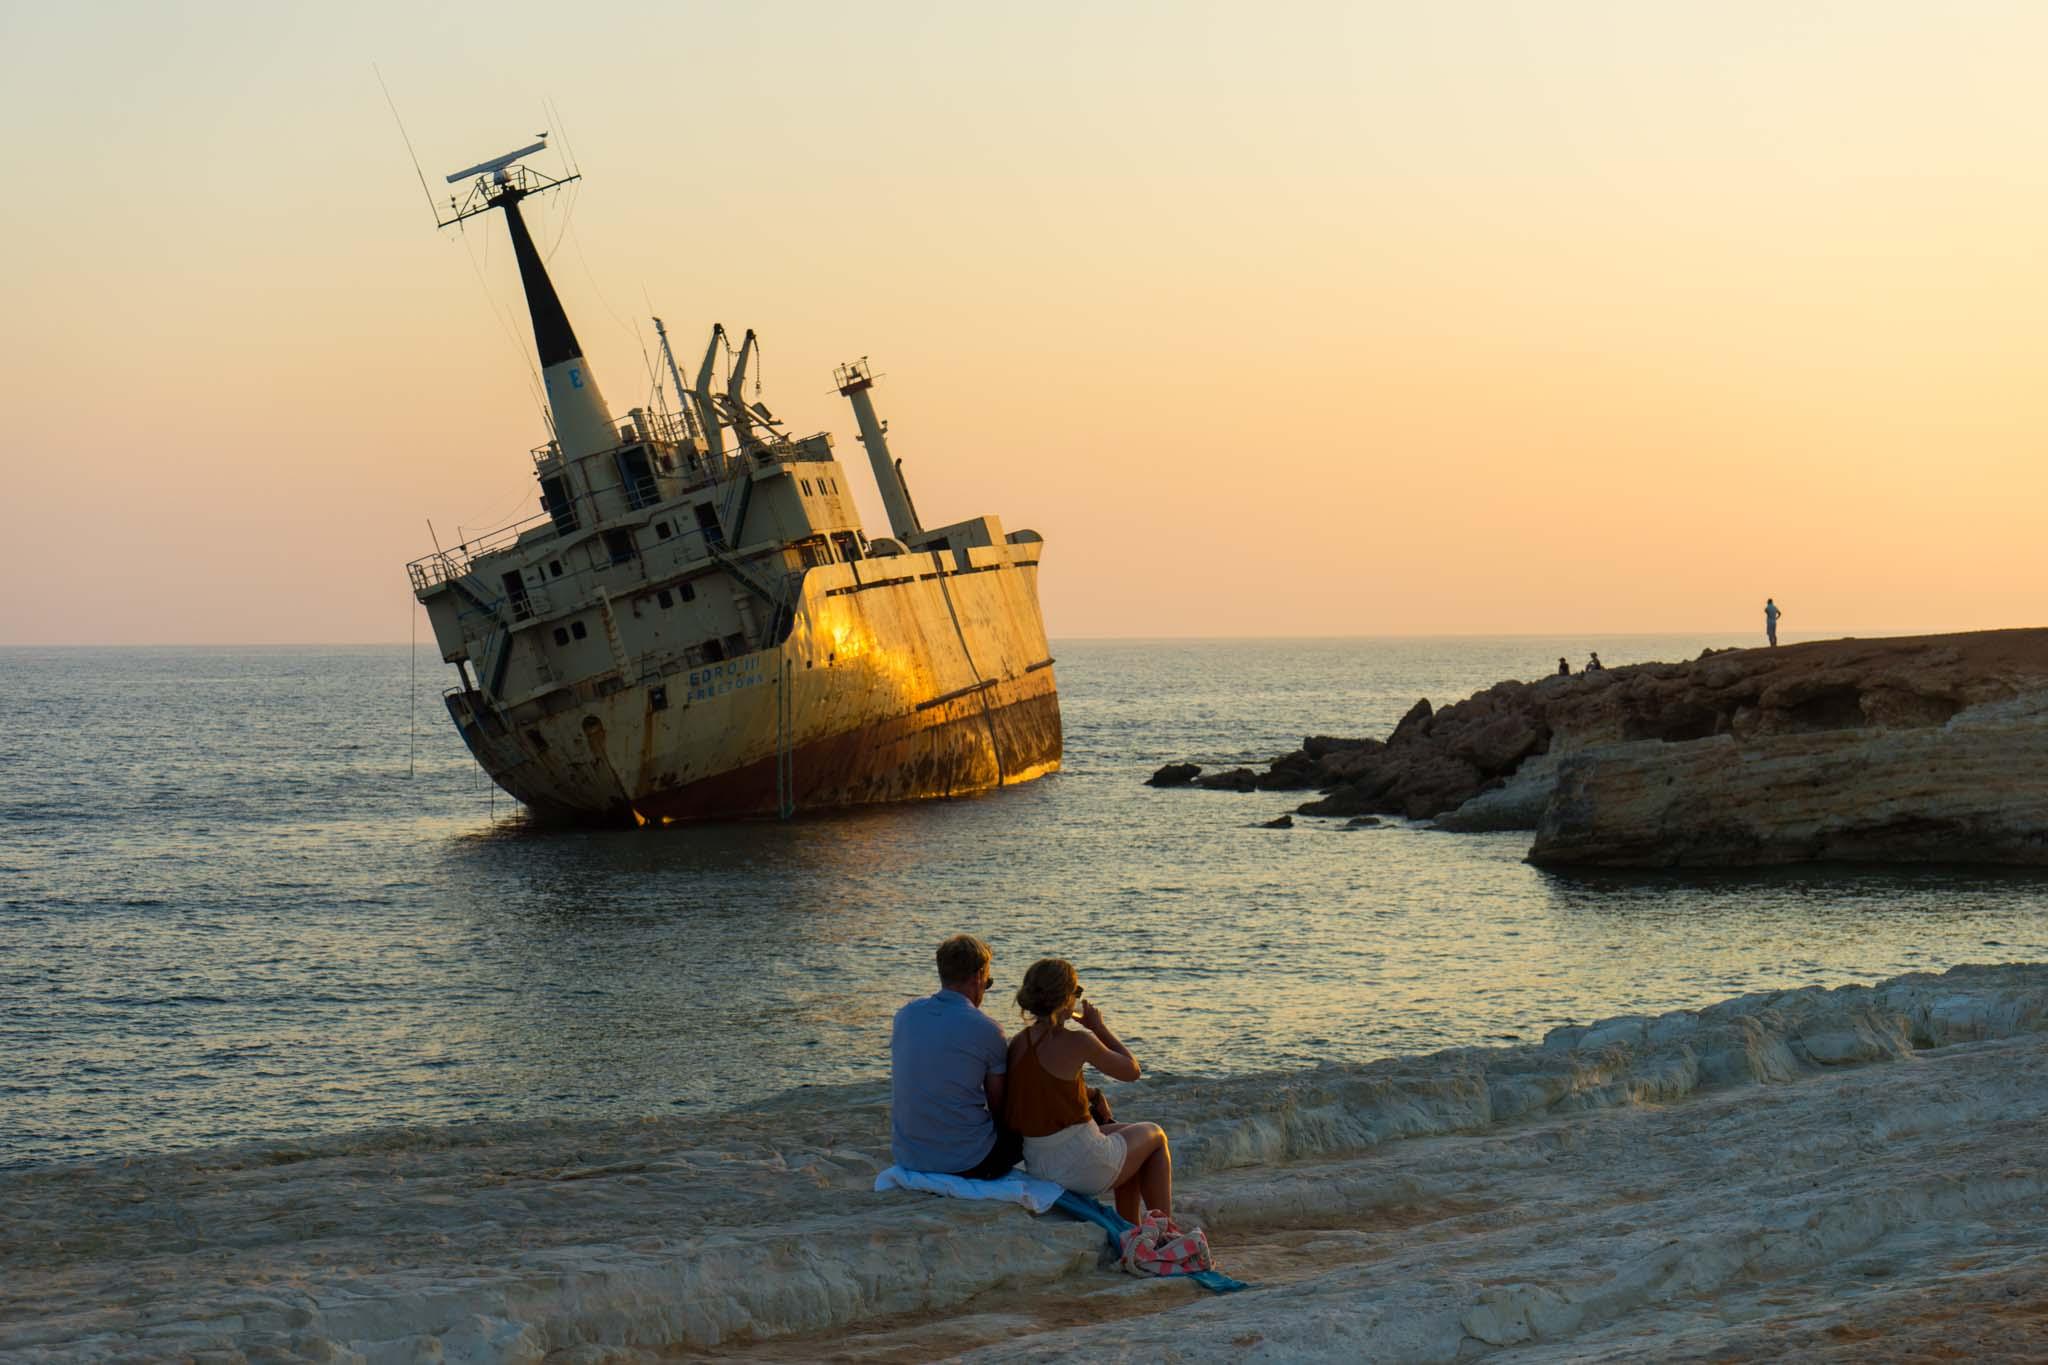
{"left": 497, "top": 190, "right": 617, "bottom": 461}
{"left": 835, "top": 359, "right": 921, "bottom": 541}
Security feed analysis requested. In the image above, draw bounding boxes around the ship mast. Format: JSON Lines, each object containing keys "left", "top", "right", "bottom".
{"left": 439, "top": 140, "right": 618, "bottom": 464}
{"left": 835, "top": 359, "right": 922, "bottom": 541}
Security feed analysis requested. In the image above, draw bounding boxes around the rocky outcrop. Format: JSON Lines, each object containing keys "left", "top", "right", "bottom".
{"left": 1148, "top": 631, "right": 2048, "bottom": 833}
{"left": 1196, "top": 767, "right": 1261, "bottom": 792}
{"left": 1145, "top": 762, "right": 1200, "bottom": 787}
{"left": 1528, "top": 706, "right": 2048, "bottom": 867}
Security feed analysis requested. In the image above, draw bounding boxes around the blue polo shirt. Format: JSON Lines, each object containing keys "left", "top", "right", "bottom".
{"left": 889, "top": 988, "right": 1009, "bottom": 1173}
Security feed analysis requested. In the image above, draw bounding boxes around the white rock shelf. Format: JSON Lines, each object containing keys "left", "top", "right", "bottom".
{"left": 6, "top": 963, "right": 2048, "bottom": 1362}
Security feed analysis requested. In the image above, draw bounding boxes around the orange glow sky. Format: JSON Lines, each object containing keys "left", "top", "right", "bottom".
{"left": 2, "top": 1, "right": 2042, "bottom": 644}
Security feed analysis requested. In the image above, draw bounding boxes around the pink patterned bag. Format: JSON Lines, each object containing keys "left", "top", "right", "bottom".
{"left": 1117, "top": 1211, "right": 1214, "bottom": 1277}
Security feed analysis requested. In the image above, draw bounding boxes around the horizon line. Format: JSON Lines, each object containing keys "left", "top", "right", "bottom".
{"left": 3, "top": 625, "right": 2035, "bottom": 649}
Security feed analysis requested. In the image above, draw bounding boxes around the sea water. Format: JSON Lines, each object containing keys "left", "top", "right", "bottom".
{"left": 4, "top": 637, "right": 2045, "bottom": 1169}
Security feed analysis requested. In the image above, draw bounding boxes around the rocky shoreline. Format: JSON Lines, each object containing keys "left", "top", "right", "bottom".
{"left": 6, "top": 963, "right": 2047, "bottom": 1361}
{"left": 1149, "top": 629, "right": 2048, "bottom": 867}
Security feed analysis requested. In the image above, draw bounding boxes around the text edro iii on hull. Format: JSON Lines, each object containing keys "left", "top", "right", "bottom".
{"left": 406, "top": 141, "right": 1061, "bottom": 824}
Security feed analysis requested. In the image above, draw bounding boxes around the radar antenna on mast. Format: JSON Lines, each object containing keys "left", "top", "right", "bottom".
{"left": 436, "top": 135, "right": 579, "bottom": 229}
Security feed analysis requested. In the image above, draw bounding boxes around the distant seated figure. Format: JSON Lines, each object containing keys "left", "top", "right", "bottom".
{"left": 889, "top": 934, "right": 1022, "bottom": 1180}
{"left": 1586, "top": 652, "right": 1604, "bottom": 672}
{"left": 1005, "top": 958, "right": 1172, "bottom": 1224}
{"left": 1557, "top": 656, "right": 1570, "bottom": 676}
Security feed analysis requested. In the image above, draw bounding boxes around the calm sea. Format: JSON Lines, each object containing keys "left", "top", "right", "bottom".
{"left": 4, "top": 638, "right": 2045, "bottom": 1170}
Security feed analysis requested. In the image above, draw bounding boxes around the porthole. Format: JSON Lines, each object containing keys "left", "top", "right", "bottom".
{"left": 571, "top": 621, "right": 588, "bottom": 640}
{"left": 552, "top": 627, "right": 569, "bottom": 646}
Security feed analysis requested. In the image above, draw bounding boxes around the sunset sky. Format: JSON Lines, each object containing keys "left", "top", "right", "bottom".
{"left": 2, "top": 1, "right": 2042, "bottom": 643}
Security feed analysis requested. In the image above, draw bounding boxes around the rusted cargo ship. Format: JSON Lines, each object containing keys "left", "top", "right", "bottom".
{"left": 407, "top": 142, "right": 1060, "bottom": 823}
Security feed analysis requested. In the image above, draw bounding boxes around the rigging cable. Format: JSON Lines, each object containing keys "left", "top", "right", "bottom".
{"left": 455, "top": 217, "right": 552, "bottom": 433}
{"left": 373, "top": 64, "right": 439, "bottom": 226}
{"left": 409, "top": 589, "right": 417, "bottom": 779}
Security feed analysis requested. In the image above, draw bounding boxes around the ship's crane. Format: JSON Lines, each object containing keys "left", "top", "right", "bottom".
{"left": 694, "top": 323, "right": 728, "bottom": 463}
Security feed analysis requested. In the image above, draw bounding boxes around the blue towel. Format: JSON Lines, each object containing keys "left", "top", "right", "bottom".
{"left": 1051, "top": 1190, "right": 1250, "bottom": 1294}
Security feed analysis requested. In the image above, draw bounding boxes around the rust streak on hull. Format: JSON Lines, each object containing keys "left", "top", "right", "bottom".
{"left": 636, "top": 684, "right": 1061, "bottom": 823}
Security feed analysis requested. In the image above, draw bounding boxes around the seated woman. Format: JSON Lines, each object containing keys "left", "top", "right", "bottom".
{"left": 1003, "top": 958, "right": 1172, "bottom": 1223}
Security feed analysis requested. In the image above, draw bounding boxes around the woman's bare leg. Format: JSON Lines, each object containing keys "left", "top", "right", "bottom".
{"left": 1139, "top": 1133, "right": 1173, "bottom": 1217}
{"left": 1106, "top": 1123, "right": 1165, "bottom": 1221}
{"left": 1113, "top": 1174, "right": 1142, "bottom": 1223}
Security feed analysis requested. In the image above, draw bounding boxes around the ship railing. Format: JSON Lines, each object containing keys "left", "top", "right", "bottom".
{"left": 507, "top": 585, "right": 551, "bottom": 622}
{"left": 407, "top": 509, "right": 559, "bottom": 592}
{"left": 530, "top": 409, "right": 702, "bottom": 472}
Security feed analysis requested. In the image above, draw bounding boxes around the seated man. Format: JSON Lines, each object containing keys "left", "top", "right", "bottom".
{"left": 889, "top": 934, "right": 1022, "bottom": 1180}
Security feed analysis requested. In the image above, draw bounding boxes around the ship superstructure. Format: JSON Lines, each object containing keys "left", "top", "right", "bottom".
{"left": 407, "top": 143, "right": 1061, "bottom": 823}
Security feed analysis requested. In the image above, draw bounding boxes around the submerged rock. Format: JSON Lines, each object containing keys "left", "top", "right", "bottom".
{"left": 1195, "top": 767, "right": 1261, "bottom": 792}
{"left": 1259, "top": 814, "right": 1294, "bottom": 829}
{"left": 1146, "top": 762, "right": 1201, "bottom": 787}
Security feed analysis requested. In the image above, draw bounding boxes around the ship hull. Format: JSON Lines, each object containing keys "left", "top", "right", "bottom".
{"left": 443, "top": 541, "right": 1061, "bottom": 824}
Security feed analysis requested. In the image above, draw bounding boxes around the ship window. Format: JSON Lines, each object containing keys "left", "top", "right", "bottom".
{"left": 657, "top": 588, "right": 674, "bottom": 609}
{"left": 679, "top": 582, "right": 696, "bottom": 602}
{"left": 548, "top": 560, "right": 563, "bottom": 578}
{"left": 616, "top": 445, "right": 657, "bottom": 510}
{"left": 684, "top": 645, "right": 705, "bottom": 666}
{"left": 540, "top": 475, "right": 579, "bottom": 534}
{"left": 649, "top": 684, "right": 669, "bottom": 712}
{"left": 701, "top": 637, "right": 725, "bottom": 663}
{"left": 801, "top": 479, "right": 814, "bottom": 496}
{"left": 525, "top": 728, "right": 549, "bottom": 753}
{"left": 694, "top": 502, "right": 725, "bottom": 549}
{"left": 604, "top": 529, "right": 635, "bottom": 565}
{"left": 833, "top": 532, "right": 862, "bottom": 563}
{"left": 722, "top": 633, "right": 748, "bottom": 658}
{"left": 655, "top": 521, "right": 672, "bottom": 540}
{"left": 552, "top": 627, "right": 569, "bottom": 646}
{"left": 571, "top": 621, "right": 588, "bottom": 640}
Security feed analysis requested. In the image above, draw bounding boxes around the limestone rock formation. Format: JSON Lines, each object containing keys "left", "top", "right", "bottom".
{"left": 1147, "top": 631, "right": 2048, "bottom": 847}
{"left": 1528, "top": 711, "right": 2048, "bottom": 867}
{"left": 11, "top": 965, "right": 2048, "bottom": 1361}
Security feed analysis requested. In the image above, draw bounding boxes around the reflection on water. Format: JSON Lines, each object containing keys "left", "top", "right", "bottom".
{"left": 3, "top": 638, "right": 2046, "bottom": 1168}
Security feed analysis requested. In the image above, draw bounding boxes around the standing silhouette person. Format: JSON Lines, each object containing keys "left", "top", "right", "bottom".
{"left": 1765, "top": 598, "right": 1782, "bottom": 647}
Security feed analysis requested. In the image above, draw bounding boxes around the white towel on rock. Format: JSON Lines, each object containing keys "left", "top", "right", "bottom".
{"left": 874, "top": 1164, "right": 1066, "bottom": 1214}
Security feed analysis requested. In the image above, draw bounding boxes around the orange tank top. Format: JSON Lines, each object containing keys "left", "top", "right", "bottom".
{"left": 1004, "top": 1024, "right": 1090, "bottom": 1138}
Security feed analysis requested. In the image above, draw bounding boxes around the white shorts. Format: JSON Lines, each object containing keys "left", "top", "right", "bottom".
{"left": 1022, "top": 1120, "right": 1129, "bottom": 1196}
